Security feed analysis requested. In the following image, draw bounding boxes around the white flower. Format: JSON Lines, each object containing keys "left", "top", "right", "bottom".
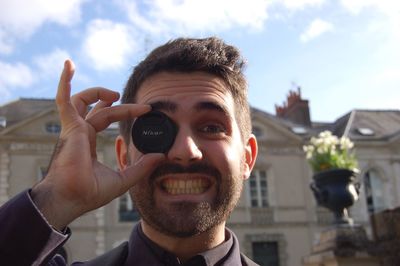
{"left": 303, "top": 145, "right": 314, "bottom": 159}
{"left": 310, "top": 137, "right": 317, "bottom": 145}
{"left": 340, "top": 137, "right": 354, "bottom": 150}
{"left": 327, "top": 135, "right": 339, "bottom": 146}
{"left": 317, "top": 147, "right": 325, "bottom": 154}
{"left": 304, "top": 130, "right": 358, "bottom": 172}
{"left": 319, "top": 130, "right": 332, "bottom": 139}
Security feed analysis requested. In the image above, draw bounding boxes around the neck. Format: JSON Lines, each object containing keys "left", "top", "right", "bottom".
{"left": 141, "top": 221, "right": 226, "bottom": 262}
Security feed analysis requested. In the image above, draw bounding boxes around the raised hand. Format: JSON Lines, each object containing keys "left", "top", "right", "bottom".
{"left": 31, "top": 60, "right": 164, "bottom": 230}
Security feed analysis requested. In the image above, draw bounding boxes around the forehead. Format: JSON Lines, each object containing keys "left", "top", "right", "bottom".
{"left": 136, "top": 71, "right": 233, "bottom": 108}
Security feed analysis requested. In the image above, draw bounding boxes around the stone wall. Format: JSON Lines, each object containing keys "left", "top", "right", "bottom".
{"left": 370, "top": 207, "right": 400, "bottom": 265}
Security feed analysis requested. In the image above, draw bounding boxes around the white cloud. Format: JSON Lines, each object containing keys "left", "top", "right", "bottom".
{"left": 340, "top": 0, "right": 400, "bottom": 64}
{"left": 82, "top": 19, "right": 136, "bottom": 71}
{"left": 0, "top": 0, "right": 84, "bottom": 34}
{"left": 0, "top": 29, "right": 14, "bottom": 55}
{"left": 0, "top": 61, "right": 35, "bottom": 99}
{"left": 116, "top": 0, "right": 271, "bottom": 34}
{"left": 281, "top": 0, "right": 326, "bottom": 10}
{"left": 340, "top": 0, "right": 400, "bottom": 16}
{"left": 0, "top": 0, "right": 84, "bottom": 54}
{"left": 300, "top": 18, "right": 334, "bottom": 43}
{"left": 34, "top": 49, "right": 71, "bottom": 79}
{"left": 340, "top": 0, "right": 400, "bottom": 40}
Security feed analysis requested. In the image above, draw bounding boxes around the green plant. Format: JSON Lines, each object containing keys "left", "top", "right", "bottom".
{"left": 303, "top": 130, "right": 359, "bottom": 173}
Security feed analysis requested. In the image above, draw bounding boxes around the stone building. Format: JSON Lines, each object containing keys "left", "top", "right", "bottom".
{"left": 1, "top": 93, "right": 399, "bottom": 266}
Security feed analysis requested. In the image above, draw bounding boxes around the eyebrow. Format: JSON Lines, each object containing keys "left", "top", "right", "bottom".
{"left": 194, "top": 101, "right": 229, "bottom": 116}
{"left": 150, "top": 101, "right": 177, "bottom": 112}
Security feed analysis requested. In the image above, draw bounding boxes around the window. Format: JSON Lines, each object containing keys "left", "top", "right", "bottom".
{"left": 0, "top": 116, "right": 6, "bottom": 127}
{"left": 364, "top": 169, "right": 386, "bottom": 214}
{"left": 119, "top": 193, "right": 140, "bottom": 222}
{"left": 356, "top": 127, "right": 374, "bottom": 136}
{"left": 291, "top": 126, "right": 307, "bottom": 135}
{"left": 252, "top": 241, "right": 280, "bottom": 266}
{"left": 45, "top": 122, "right": 61, "bottom": 134}
{"left": 249, "top": 170, "right": 268, "bottom": 207}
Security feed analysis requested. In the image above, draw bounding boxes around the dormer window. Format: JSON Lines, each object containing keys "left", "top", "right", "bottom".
{"left": 356, "top": 127, "right": 374, "bottom": 136}
{"left": 45, "top": 121, "right": 61, "bottom": 134}
{"left": 0, "top": 116, "right": 6, "bottom": 128}
{"left": 291, "top": 126, "right": 307, "bottom": 135}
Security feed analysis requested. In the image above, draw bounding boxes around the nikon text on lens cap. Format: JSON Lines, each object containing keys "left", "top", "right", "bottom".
{"left": 131, "top": 110, "right": 177, "bottom": 154}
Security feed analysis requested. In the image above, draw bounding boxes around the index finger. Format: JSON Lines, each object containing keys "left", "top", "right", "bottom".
{"left": 71, "top": 88, "right": 120, "bottom": 117}
{"left": 86, "top": 104, "right": 151, "bottom": 132}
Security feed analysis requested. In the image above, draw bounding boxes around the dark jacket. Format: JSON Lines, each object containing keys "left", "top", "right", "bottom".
{"left": 0, "top": 191, "right": 258, "bottom": 266}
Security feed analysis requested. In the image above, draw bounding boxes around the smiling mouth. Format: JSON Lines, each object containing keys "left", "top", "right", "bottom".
{"left": 161, "top": 178, "right": 211, "bottom": 195}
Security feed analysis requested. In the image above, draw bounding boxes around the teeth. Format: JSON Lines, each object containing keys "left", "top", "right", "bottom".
{"left": 162, "top": 179, "right": 209, "bottom": 195}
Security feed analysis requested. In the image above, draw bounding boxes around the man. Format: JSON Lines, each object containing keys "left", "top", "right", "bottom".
{"left": 0, "top": 37, "right": 258, "bottom": 265}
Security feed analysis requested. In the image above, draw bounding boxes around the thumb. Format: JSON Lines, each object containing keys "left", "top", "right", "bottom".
{"left": 120, "top": 153, "right": 165, "bottom": 189}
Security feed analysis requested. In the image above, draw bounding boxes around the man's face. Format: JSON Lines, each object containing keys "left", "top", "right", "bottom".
{"left": 126, "top": 71, "right": 255, "bottom": 237}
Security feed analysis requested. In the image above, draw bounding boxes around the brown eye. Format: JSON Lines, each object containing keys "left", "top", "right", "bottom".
{"left": 200, "top": 124, "right": 226, "bottom": 135}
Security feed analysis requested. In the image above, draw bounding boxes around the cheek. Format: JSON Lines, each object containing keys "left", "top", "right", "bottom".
{"left": 205, "top": 141, "right": 243, "bottom": 175}
{"left": 128, "top": 145, "right": 144, "bottom": 163}
{"left": 227, "top": 147, "right": 245, "bottom": 175}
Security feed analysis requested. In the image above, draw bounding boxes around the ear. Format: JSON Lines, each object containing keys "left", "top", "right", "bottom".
{"left": 115, "top": 135, "right": 129, "bottom": 170}
{"left": 243, "top": 134, "right": 258, "bottom": 180}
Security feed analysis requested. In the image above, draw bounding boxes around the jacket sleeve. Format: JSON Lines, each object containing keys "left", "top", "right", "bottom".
{"left": 0, "top": 190, "right": 69, "bottom": 266}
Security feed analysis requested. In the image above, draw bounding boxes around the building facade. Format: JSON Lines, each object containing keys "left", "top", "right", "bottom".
{"left": 1, "top": 94, "right": 399, "bottom": 265}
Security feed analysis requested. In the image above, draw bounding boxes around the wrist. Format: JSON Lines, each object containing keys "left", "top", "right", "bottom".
{"left": 31, "top": 183, "right": 78, "bottom": 231}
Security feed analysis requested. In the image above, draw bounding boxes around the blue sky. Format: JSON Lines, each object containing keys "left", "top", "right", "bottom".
{"left": 0, "top": 0, "right": 399, "bottom": 122}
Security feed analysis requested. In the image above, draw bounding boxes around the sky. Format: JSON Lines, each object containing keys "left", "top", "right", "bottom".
{"left": 0, "top": 0, "right": 399, "bottom": 122}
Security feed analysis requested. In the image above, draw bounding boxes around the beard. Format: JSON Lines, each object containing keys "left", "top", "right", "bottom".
{"left": 130, "top": 161, "right": 244, "bottom": 238}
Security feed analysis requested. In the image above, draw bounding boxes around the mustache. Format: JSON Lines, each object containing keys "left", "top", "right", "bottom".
{"left": 149, "top": 161, "right": 221, "bottom": 181}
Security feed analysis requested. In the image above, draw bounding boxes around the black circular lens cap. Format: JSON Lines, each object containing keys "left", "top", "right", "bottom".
{"left": 131, "top": 110, "right": 177, "bottom": 154}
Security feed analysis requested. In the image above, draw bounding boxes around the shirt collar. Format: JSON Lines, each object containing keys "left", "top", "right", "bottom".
{"left": 124, "top": 221, "right": 236, "bottom": 266}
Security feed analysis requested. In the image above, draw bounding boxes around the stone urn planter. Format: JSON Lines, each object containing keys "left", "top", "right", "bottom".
{"left": 310, "top": 168, "right": 361, "bottom": 225}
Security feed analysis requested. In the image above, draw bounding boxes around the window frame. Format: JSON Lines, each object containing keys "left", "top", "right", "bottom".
{"left": 249, "top": 169, "right": 269, "bottom": 207}
{"left": 45, "top": 121, "right": 61, "bottom": 134}
{"left": 363, "top": 168, "right": 387, "bottom": 214}
{"left": 118, "top": 193, "right": 141, "bottom": 222}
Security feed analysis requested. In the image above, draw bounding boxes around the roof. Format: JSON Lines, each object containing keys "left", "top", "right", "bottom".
{"left": 0, "top": 98, "right": 119, "bottom": 136}
{"left": 339, "top": 109, "right": 400, "bottom": 141}
{"left": 251, "top": 106, "right": 314, "bottom": 139}
{"left": 0, "top": 98, "right": 56, "bottom": 131}
{"left": 251, "top": 107, "right": 400, "bottom": 142}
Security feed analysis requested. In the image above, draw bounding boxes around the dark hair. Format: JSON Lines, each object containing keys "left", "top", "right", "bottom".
{"left": 120, "top": 37, "right": 251, "bottom": 144}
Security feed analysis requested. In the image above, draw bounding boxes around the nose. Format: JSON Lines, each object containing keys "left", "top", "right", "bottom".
{"left": 167, "top": 126, "right": 203, "bottom": 164}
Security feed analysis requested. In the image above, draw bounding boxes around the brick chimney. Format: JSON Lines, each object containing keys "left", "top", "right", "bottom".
{"left": 275, "top": 86, "right": 311, "bottom": 126}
